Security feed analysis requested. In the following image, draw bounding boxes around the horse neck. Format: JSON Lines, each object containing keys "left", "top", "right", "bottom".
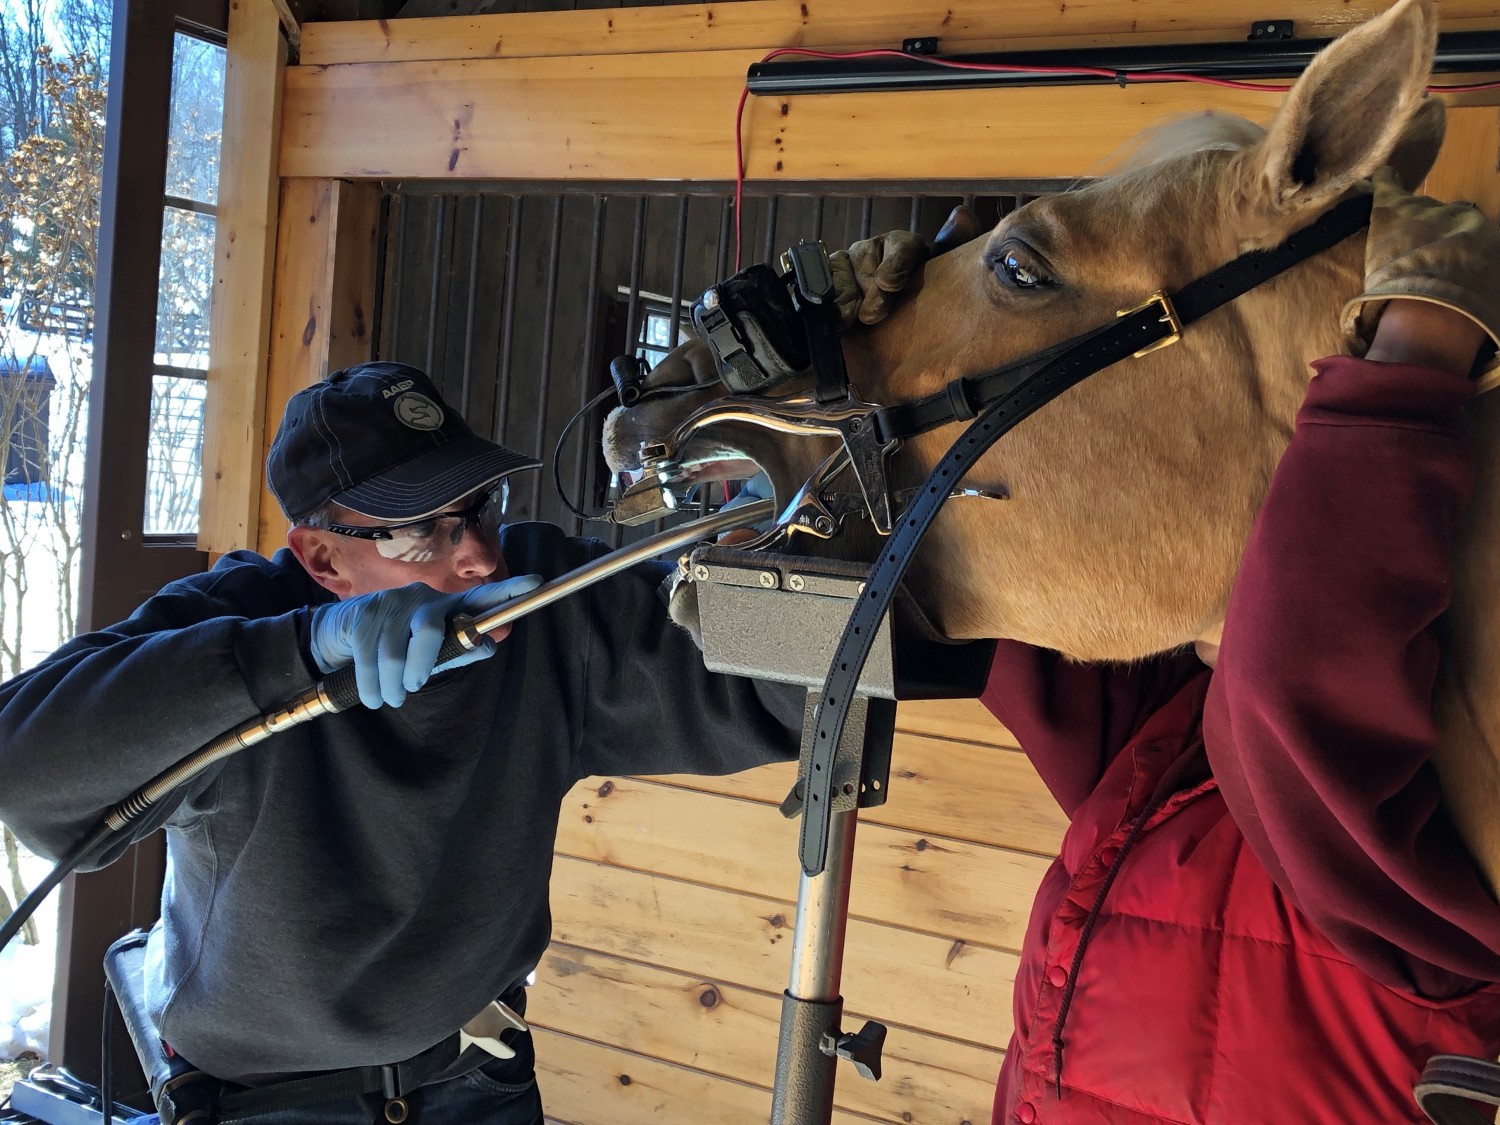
{"left": 1236, "top": 232, "right": 1365, "bottom": 425}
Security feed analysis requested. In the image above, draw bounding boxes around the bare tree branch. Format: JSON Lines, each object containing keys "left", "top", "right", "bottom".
{"left": 0, "top": 45, "right": 104, "bottom": 945}
{"left": 2, "top": 826, "right": 37, "bottom": 947}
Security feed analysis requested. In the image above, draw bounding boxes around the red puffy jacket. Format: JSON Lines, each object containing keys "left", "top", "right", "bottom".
{"left": 982, "top": 358, "right": 1500, "bottom": 1124}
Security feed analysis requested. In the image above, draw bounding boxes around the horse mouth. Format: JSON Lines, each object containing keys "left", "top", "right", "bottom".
{"left": 673, "top": 458, "right": 757, "bottom": 484}
{"left": 602, "top": 400, "right": 757, "bottom": 479}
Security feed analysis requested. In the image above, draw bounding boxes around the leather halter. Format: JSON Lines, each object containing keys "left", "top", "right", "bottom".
{"left": 870, "top": 194, "right": 1373, "bottom": 446}
{"left": 628, "top": 194, "right": 1373, "bottom": 549}
{"left": 1417, "top": 1055, "right": 1500, "bottom": 1124}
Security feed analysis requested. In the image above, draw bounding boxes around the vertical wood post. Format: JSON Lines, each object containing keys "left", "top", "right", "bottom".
{"left": 256, "top": 177, "right": 380, "bottom": 554}
{"left": 200, "top": 0, "right": 287, "bottom": 557}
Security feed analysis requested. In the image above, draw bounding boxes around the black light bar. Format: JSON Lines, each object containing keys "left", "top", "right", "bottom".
{"left": 745, "top": 30, "right": 1500, "bottom": 96}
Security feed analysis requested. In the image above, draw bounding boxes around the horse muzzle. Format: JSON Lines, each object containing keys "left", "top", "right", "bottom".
{"left": 608, "top": 241, "right": 907, "bottom": 540}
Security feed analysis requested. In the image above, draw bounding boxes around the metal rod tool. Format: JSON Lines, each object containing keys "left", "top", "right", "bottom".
{"left": 0, "top": 501, "right": 773, "bottom": 951}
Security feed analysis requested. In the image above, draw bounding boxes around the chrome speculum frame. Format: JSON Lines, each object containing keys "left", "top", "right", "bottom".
{"left": 609, "top": 384, "right": 900, "bottom": 552}
{"left": 610, "top": 240, "right": 906, "bottom": 549}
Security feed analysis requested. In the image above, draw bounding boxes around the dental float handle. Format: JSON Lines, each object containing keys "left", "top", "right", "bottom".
{"left": 103, "top": 499, "right": 775, "bottom": 833}
{"left": 0, "top": 501, "right": 777, "bottom": 951}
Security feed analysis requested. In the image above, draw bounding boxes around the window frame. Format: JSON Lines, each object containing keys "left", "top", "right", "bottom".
{"left": 52, "top": 0, "right": 227, "bottom": 1101}
{"left": 144, "top": 24, "right": 225, "bottom": 541}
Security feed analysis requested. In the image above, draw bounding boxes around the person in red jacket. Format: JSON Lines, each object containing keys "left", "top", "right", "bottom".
{"left": 838, "top": 174, "right": 1500, "bottom": 1123}
{"left": 984, "top": 314, "right": 1500, "bottom": 1125}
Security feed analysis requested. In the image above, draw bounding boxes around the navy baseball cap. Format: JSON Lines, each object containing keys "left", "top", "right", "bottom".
{"left": 266, "top": 361, "right": 540, "bottom": 522}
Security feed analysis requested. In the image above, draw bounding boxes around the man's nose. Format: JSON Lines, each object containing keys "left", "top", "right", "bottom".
{"left": 451, "top": 520, "right": 501, "bottom": 578}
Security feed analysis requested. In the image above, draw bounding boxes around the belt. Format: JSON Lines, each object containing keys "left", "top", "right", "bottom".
{"left": 187, "top": 985, "right": 529, "bottom": 1125}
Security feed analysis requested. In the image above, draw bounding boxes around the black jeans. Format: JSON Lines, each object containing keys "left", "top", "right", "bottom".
{"left": 224, "top": 989, "right": 541, "bottom": 1125}
{"left": 227, "top": 1031, "right": 543, "bottom": 1125}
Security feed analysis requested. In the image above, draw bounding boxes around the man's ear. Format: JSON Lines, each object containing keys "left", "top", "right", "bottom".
{"left": 287, "top": 526, "right": 353, "bottom": 598}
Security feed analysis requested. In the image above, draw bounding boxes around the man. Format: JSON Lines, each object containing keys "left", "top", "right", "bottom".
{"left": 0, "top": 363, "right": 804, "bottom": 1124}
{"left": 840, "top": 174, "right": 1500, "bottom": 1122}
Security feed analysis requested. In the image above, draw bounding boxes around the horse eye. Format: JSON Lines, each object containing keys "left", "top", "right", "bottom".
{"left": 993, "top": 245, "right": 1052, "bottom": 290}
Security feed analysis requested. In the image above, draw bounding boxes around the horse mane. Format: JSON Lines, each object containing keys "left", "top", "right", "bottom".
{"left": 1108, "top": 112, "right": 1265, "bottom": 172}
{"left": 1088, "top": 112, "right": 1266, "bottom": 194}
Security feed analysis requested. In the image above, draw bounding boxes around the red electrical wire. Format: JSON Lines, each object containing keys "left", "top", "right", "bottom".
{"left": 731, "top": 45, "right": 1500, "bottom": 269}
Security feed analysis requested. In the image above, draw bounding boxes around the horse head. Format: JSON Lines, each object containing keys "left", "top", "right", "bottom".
{"left": 603, "top": 0, "right": 1445, "bottom": 661}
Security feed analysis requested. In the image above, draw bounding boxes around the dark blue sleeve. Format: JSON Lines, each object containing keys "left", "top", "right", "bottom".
{"left": 565, "top": 545, "right": 804, "bottom": 780}
{"left": 0, "top": 552, "right": 323, "bottom": 867}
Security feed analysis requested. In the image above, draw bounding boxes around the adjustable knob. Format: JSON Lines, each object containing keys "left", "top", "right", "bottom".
{"left": 835, "top": 1020, "right": 887, "bottom": 1082}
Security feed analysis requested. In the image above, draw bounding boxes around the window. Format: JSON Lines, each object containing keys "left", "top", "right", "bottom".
{"left": 144, "top": 31, "right": 223, "bottom": 536}
{"left": 637, "top": 305, "right": 689, "bottom": 369}
{"left": 615, "top": 287, "right": 692, "bottom": 371}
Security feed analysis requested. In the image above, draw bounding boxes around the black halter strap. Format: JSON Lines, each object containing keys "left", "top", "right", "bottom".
{"left": 869, "top": 194, "right": 1375, "bottom": 446}
{"left": 798, "top": 192, "right": 1374, "bottom": 877}
{"left": 1416, "top": 1055, "right": 1500, "bottom": 1124}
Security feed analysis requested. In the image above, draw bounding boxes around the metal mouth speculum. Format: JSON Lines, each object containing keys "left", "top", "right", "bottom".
{"left": 609, "top": 389, "right": 901, "bottom": 540}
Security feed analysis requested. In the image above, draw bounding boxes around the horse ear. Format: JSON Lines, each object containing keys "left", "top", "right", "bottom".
{"left": 933, "top": 206, "right": 985, "bottom": 254}
{"left": 1386, "top": 95, "right": 1446, "bottom": 191}
{"left": 1245, "top": 0, "right": 1436, "bottom": 214}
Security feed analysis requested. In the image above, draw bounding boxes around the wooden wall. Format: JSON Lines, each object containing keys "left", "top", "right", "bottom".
{"left": 540, "top": 700, "right": 1059, "bottom": 1124}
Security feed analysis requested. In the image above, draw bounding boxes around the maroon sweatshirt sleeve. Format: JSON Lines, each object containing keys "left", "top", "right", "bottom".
{"left": 1204, "top": 354, "right": 1500, "bottom": 996}
{"left": 982, "top": 641, "right": 1204, "bottom": 815}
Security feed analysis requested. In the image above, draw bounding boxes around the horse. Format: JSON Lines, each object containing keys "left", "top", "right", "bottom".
{"left": 600, "top": 0, "right": 1500, "bottom": 899}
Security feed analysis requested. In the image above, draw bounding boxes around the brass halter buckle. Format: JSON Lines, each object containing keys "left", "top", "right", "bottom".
{"left": 1116, "top": 289, "right": 1183, "bottom": 358}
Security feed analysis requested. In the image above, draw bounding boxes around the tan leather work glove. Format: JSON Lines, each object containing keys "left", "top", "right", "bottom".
{"left": 829, "top": 230, "right": 931, "bottom": 328}
{"left": 1342, "top": 167, "right": 1500, "bottom": 390}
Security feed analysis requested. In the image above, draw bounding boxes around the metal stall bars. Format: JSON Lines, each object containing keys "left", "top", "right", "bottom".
{"left": 373, "top": 183, "right": 1051, "bottom": 541}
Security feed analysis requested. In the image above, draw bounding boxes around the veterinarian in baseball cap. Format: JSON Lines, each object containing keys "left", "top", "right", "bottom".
{"left": 267, "top": 361, "right": 540, "bottom": 522}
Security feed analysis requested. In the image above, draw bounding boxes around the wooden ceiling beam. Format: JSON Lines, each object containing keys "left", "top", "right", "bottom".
{"left": 300, "top": 0, "right": 1500, "bottom": 67}
{"left": 279, "top": 44, "right": 1500, "bottom": 184}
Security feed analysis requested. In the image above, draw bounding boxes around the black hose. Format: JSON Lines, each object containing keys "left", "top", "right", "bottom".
{"left": 551, "top": 383, "right": 621, "bottom": 522}
{"left": 551, "top": 375, "right": 728, "bottom": 523}
{"left": 0, "top": 820, "right": 113, "bottom": 949}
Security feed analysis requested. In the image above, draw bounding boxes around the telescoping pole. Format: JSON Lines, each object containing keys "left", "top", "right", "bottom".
{"left": 771, "top": 794, "right": 860, "bottom": 1124}
{"left": 770, "top": 692, "right": 893, "bottom": 1125}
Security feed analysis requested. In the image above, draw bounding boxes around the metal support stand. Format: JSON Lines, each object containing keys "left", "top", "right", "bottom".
{"left": 771, "top": 803, "right": 855, "bottom": 1125}
{"left": 689, "top": 545, "right": 993, "bottom": 1125}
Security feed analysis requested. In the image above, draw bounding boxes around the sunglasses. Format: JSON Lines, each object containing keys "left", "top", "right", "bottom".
{"left": 327, "top": 481, "right": 508, "bottom": 563}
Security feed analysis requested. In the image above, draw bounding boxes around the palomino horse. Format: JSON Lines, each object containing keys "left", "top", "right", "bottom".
{"left": 603, "top": 0, "right": 1500, "bottom": 897}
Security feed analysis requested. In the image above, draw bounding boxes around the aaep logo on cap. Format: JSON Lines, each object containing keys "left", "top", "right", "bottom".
{"left": 393, "top": 391, "right": 444, "bottom": 431}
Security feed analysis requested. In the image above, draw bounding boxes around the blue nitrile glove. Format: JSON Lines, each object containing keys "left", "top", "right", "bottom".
{"left": 721, "top": 471, "right": 774, "bottom": 532}
{"left": 711, "top": 471, "right": 776, "bottom": 549}
{"left": 309, "top": 574, "right": 543, "bottom": 709}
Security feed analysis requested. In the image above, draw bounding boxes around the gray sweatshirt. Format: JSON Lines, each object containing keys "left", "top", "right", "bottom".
{"left": 0, "top": 521, "right": 803, "bottom": 1083}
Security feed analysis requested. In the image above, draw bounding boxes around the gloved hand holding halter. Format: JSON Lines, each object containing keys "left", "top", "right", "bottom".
{"left": 828, "top": 230, "right": 931, "bottom": 328}
{"left": 828, "top": 208, "right": 981, "bottom": 328}
{"left": 309, "top": 575, "right": 543, "bottom": 710}
{"left": 1342, "top": 167, "right": 1500, "bottom": 387}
